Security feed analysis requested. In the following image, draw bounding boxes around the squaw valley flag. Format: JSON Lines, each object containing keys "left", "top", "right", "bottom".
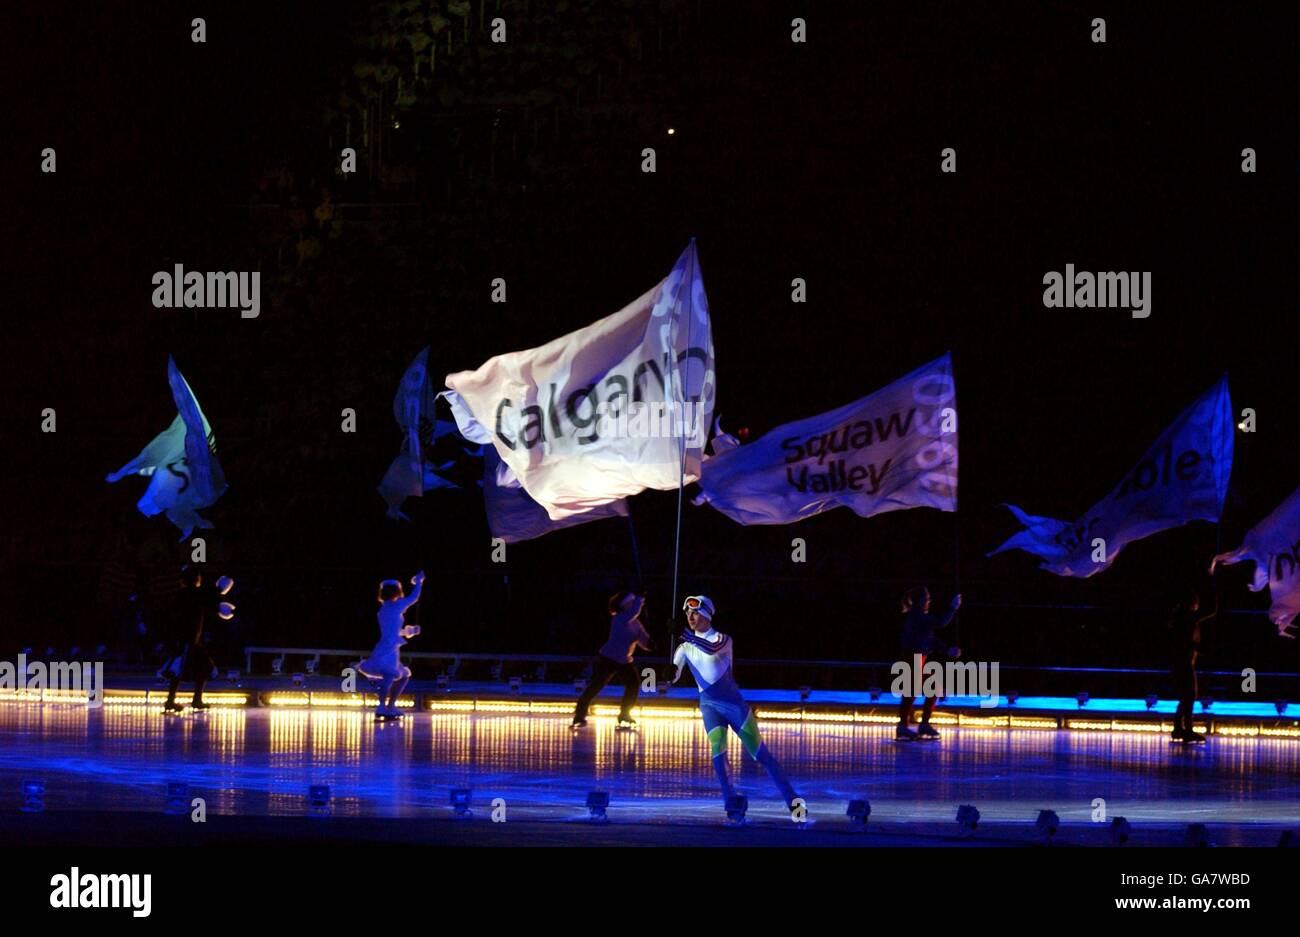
{"left": 1212, "top": 486, "right": 1300, "bottom": 636}
{"left": 695, "top": 354, "right": 958, "bottom": 525}
{"left": 378, "top": 346, "right": 471, "bottom": 520}
{"left": 990, "top": 376, "right": 1233, "bottom": 577}
{"left": 106, "top": 357, "right": 227, "bottom": 539}
{"left": 443, "top": 241, "right": 716, "bottom": 521}
{"left": 483, "top": 448, "right": 628, "bottom": 543}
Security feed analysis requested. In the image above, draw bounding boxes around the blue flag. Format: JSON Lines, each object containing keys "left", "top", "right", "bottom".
{"left": 990, "top": 376, "right": 1233, "bottom": 576}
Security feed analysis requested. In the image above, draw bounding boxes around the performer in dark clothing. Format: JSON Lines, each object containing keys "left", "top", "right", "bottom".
{"left": 572, "top": 591, "right": 652, "bottom": 729}
{"left": 1168, "top": 591, "right": 1214, "bottom": 743}
{"left": 897, "top": 587, "right": 962, "bottom": 741}
{"left": 163, "top": 566, "right": 235, "bottom": 713}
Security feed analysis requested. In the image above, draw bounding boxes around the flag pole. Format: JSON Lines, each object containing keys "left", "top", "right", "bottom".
{"left": 667, "top": 239, "right": 698, "bottom": 667}
{"left": 626, "top": 510, "right": 645, "bottom": 594}
{"left": 952, "top": 507, "right": 962, "bottom": 647}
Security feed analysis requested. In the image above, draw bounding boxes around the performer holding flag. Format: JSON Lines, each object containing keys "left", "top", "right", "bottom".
{"left": 1166, "top": 590, "right": 1215, "bottom": 744}
{"left": 895, "top": 587, "right": 962, "bottom": 741}
{"left": 666, "top": 595, "right": 801, "bottom": 818}
{"left": 357, "top": 572, "right": 425, "bottom": 719}
{"left": 570, "top": 591, "right": 652, "bottom": 729}
{"left": 162, "top": 565, "right": 234, "bottom": 714}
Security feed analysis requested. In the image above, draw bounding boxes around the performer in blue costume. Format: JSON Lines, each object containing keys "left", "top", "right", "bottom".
{"left": 357, "top": 572, "right": 425, "bottom": 718}
{"left": 667, "top": 595, "right": 800, "bottom": 816}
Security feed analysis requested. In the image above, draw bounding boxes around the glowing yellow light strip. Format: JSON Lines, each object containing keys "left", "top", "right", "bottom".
{"left": 1259, "top": 726, "right": 1300, "bottom": 738}
{"left": 789, "top": 711, "right": 855, "bottom": 723}
{"left": 1110, "top": 720, "right": 1167, "bottom": 733}
{"left": 263, "top": 692, "right": 412, "bottom": 709}
{"left": 856, "top": 712, "right": 902, "bottom": 724}
{"left": 3, "top": 687, "right": 1295, "bottom": 741}
{"left": 958, "top": 714, "right": 1009, "bottom": 728}
{"left": 1009, "top": 717, "right": 1059, "bottom": 729}
{"left": 527, "top": 702, "right": 574, "bottom": 714}
{"left": 427, "top": 700, "right": 475, "bottom": 712}
{"left": 592, "top": 705, "right": 697, "bottom": 720}
{"left": 266, "top": 694, "right": 311, "bottom": 706}
{"left": 476, "top": 700, "right": 532, "bottom": 712}
{"left": 0, "top": 689, "right": 248, "bottom": 707}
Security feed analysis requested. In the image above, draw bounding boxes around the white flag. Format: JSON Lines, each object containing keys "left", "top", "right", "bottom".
{"left": 483, "top": 449, "right": 628, "bottom": 543}
{"left": 444, "top": 242, "right": 715, "bottom": 520}
{"left": 990, "top": 377, "right": 1233, "bottom": 577}
{"left": 106, "top": 357, "right": 227, "bottom": 539}
{"left": 1212, "top": 486, "right": 1300, "bottom": 637}
{"left": 695, "top": 354, "right": 957, "bottom": 525}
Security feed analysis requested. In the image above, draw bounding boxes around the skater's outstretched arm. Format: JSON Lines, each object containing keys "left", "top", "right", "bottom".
{"left": 936, "top": 592, "right": 962, "bottom": 628}
{"left": 397, "top": 571, "right": 425, "bottom": 611}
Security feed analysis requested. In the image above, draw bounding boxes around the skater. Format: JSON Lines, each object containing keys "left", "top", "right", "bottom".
{"left": 357, "top": 572, "right": 424, "bottom": 719}
{"left": 162, "top": 565, "right": 235, "bottom": 713}
{"left": 896, "top": 587, "right": 961, "bottom": 741}
{"left": 1168, "top": 590, "right": 1214, "bottom": 743}
{"left": 571, "top": 590, "right": 652, "bottom": 729}
{"left": 666, "top": 595, "right": 801, "bottom": 817}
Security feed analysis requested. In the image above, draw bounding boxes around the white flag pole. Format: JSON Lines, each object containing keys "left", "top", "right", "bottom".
{"left": 667, "top": 240, "right": 698, "bottom": 665}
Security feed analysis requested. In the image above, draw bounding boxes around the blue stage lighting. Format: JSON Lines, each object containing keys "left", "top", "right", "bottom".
{"left": 165, "top": 782, "right": 189, "bottom": 815}
{"left": 846, "top": 799, "right": 871, "bottom": 827}
{"left": 1035, "top": 809, "right": 1059, "bottom": 842}
{"left": 586, "top": 791, "right": 610, "bottom": 822}
{"left": 450, "top": 788, "right": 473, "bottom": 818}
{"left": 1275, "top": 700, "right": 1289, "bottom": 716}
{"left": 22, "top": 780, "right": 45, "bottom": 813}
{"left": 307, "top": 784, "right": 331, "bottom": 817}
{"left": 956, "top": 804, "right": 980, "bottom": 836}
{"left": 798, "top": 686, "right": 811, "bottom": 702}
{"left": 509, "top": 677, "right": 522, "bottom": 693}
{"left": 573, "top": 679, "right": 587, "bottom": 694}
{"left": 1145, "top": 694, "right": 1158, "bottom": 710}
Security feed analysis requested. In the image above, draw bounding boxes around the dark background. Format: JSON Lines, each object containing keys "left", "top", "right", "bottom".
{"left": 5, "top": 1, "right": 1297, "bottom": 685}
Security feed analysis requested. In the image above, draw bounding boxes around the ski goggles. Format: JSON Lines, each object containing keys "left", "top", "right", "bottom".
{"left": 682, "top": 595, "right": 714, "bottom": 618}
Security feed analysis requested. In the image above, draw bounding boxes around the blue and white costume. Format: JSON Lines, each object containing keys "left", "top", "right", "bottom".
{"left": 674, "top": 619, "right": 798, "bottom": 809}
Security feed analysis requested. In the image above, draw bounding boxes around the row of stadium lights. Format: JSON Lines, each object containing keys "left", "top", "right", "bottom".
{"left": 18, "top": 779, "right": 1296, "bottom": 847}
